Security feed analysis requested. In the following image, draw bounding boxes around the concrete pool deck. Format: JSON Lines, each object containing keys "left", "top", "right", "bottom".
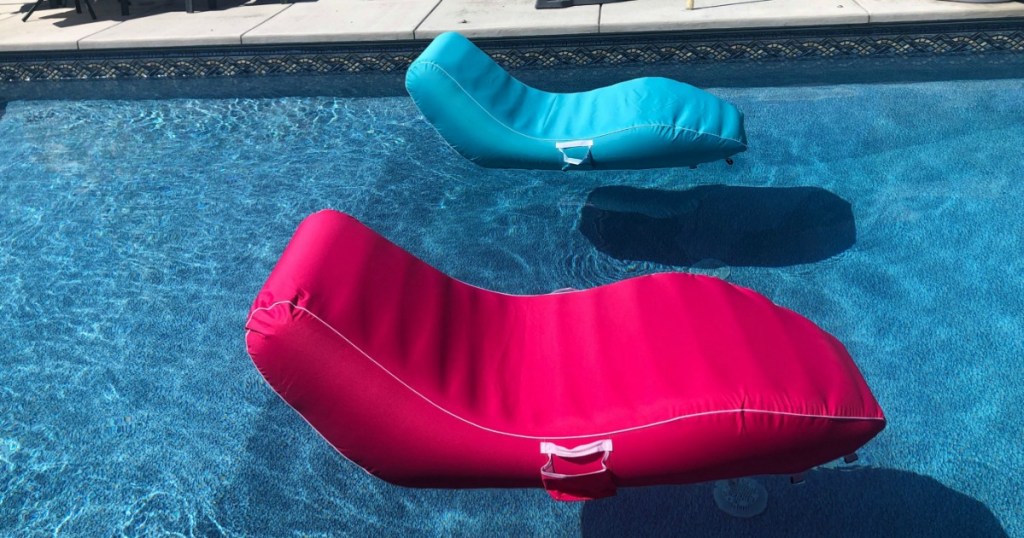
{"left": 0, "top": 0, "right": 1023, "bottom": 52}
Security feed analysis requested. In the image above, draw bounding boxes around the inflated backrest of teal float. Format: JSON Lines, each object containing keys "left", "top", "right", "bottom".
{"left": 405, "top": 32, "right": 748, "bottom": 171}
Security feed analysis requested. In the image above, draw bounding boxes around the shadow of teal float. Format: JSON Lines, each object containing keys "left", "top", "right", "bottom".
{"left": 580, "top": 185, "right": 856, "bottom": 267}
{"left": 406, "top": 32, "right": 748, "bottom": 171}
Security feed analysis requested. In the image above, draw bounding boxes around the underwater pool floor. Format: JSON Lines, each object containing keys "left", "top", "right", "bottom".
{"left": 0, "top": 77, "right": 1022, "bottom": 536}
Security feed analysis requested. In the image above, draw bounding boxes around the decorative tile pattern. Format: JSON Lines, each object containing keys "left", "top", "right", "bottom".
{"left": 1, "top": 20, "right": 1022, "bottom": 84}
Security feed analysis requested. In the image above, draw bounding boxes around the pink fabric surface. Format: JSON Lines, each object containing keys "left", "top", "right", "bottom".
{"left": 245, "top": 210, "right": 885, "bottom": 500}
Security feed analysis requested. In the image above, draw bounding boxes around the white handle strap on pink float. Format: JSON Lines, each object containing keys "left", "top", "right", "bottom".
{"left": 540, "top": 439, "right": 613, "bottom": 476}
{"left": 539, "top": 439, "right": 616, "bottom": 501}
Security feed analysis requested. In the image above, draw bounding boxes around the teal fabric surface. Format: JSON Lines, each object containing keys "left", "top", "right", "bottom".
{"left": 405, "top": 32, "right": 748, "bottom": 171}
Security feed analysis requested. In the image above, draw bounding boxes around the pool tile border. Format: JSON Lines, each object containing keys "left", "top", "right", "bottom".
{"left": 1, "top": 18, "right": 1022, "bottom": 84}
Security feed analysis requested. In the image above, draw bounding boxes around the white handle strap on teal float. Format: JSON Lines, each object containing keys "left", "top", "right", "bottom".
{"left": 556, "top": 140, "right": 594, "bottom": 168}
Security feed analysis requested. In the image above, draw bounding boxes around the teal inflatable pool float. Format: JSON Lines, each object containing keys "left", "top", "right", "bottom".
{"left": 406, "top": 32, "right": 748, "bottom": 171}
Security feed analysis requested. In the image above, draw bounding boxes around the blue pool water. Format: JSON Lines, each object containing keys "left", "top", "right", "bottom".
{"left": 1, "top": 70, "right": 1022, "bottom": 537}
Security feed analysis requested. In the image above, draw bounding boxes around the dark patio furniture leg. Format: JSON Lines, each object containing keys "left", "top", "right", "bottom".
{"left": 77, "top": 0, "right": 97, "bottom": 19}
{"left": 121, "top": 0, "right": 129, "bottom": 16}
{"left": 23, "top": 0, "right": 82, "bottom": 21}
{"left": 83, "top": 0, "right": 96, "bottom": 18}
{"left": 186, "top": 0, "right": 193, "bottom": 12}
{"left": 21, "top": 0, "right": 46, "bottom": 21}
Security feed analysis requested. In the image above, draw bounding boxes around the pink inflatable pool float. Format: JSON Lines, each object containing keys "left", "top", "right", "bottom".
{"left": 245, "top": 210, "right": 885, "bottom": 501}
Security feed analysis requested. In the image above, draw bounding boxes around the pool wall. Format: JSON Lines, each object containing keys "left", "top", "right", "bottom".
{"left": 1, "top": 18, "right": 1023, "bottom": 99}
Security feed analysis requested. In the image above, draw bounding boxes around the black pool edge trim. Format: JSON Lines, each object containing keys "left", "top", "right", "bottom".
{"left": 0, "top": 17, "right": 1022, "bottom": 84}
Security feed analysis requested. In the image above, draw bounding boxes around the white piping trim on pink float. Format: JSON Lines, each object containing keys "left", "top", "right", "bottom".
{"left": 243, "top": 328, "right": 377, "bottom": 478}
{"left": 246, "top": 301, "right": 885, "bottom": 441}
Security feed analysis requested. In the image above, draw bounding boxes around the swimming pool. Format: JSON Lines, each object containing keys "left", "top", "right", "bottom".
{"left": 1, "top": 42, "right": 1023, "bottom": 536}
